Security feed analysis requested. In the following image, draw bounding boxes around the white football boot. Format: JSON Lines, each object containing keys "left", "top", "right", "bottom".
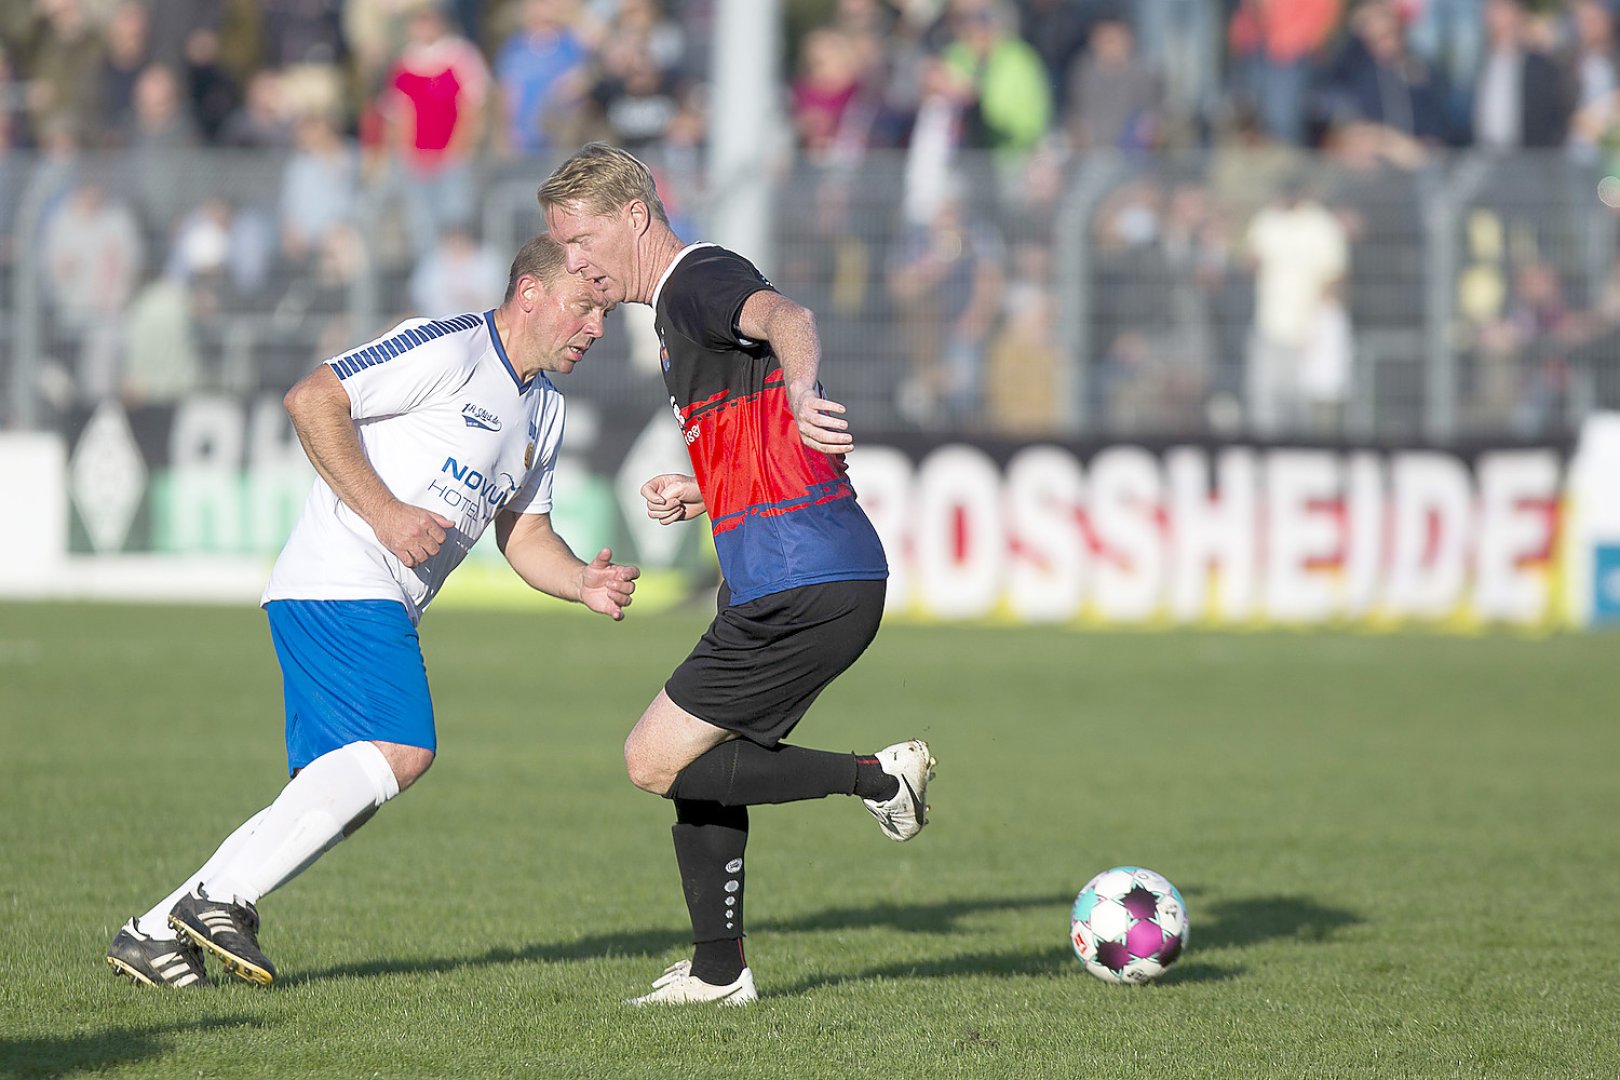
{"left": 862, "top": 739, "right": 935, "bottom": 842}
{"left": 626, "top": 960, "right": 758, "bottom": 1006}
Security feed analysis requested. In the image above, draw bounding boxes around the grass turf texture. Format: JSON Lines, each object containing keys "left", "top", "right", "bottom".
{"left": 0, "top": 602, "right": 1616, "bottom": 1079}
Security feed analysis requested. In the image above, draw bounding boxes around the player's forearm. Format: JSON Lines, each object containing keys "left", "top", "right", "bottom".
{"left": 766, "top": 303, "right": 824, "bottom": 399}
{"left": 502, "top": 524, "right": 586, "bottom": 601}
{"left": 284, "top": 374, "right": 396, "bottom": 526}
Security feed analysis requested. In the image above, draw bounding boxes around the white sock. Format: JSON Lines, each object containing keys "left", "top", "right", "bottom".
{"left": 200, "top": 741, "right": 401, "bottom": 908}
{"left": 134, "top": 808, "right": 272, "bottom": 939}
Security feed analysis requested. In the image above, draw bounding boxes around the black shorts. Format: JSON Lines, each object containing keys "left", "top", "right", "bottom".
{"left": 664, "top": 578, "right": 886, "bottom": 747}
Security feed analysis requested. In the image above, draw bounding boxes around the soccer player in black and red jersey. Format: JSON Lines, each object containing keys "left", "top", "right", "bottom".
{"left": 540, "top": 143, "right": 934, "bottom": 1006}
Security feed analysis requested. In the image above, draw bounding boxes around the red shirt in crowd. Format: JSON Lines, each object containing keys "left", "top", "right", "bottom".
{"left": 388, "top": 34, "right": 490, "bottom": 166}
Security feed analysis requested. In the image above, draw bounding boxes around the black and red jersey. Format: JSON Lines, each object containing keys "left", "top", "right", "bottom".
{"left": 651, "top": 243, "right": 887, "bottom": 604}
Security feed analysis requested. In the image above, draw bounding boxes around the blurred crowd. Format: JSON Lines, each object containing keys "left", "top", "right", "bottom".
{"left": 3, "top": 0, "right": 1620, "bottom": 438}
{"left": 774, "top": 0, "right": 1620, "bottom": 436}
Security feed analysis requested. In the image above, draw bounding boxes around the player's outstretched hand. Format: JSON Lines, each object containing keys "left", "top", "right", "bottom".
{"left": 375, "top": 502, "right": 457, "bottom": 568}
{"left": 640, "top": 473, "right": 706, "bottom": 524}
{"left": 790, "top": 389, "right": 854, "bottom": 455}
{"left": 580, "top": 547, "right": 639, "bottom": 620}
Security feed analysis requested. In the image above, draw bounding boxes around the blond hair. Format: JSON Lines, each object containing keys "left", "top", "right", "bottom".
{"left": 537, "top": 142, "right": 670, "bottom": 226}
{"left": 503, "top": 234, "right": 570, "bottom": 300}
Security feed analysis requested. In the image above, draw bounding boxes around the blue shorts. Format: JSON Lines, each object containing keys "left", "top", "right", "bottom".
{"left": 266, "top": 599, "right": 435, "bottom": 773}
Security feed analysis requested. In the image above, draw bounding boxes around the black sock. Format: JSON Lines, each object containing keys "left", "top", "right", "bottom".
{"left": 691, "top": 938, "right": 747, "bottom": 986}
{"left": 672, "top": 798, "right": 748, "bottom": 986}
{"left": 854, "top": 754, "right": 899, "bottom": 802}
{"left": 669, "top": 740, "right": 859, "bottom": 805}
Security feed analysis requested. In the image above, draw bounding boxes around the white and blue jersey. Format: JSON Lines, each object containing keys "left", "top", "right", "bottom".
{"left": 263, "top": 309, "right": 565, "bottom": 625}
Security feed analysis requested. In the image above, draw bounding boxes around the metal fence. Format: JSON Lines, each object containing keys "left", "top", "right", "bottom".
{"left": 3, "top": 146, "right": 1618, "bottom": 441}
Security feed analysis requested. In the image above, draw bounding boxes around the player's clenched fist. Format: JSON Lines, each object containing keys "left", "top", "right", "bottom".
{"left": 640, "top": 473, "right": 706, "bottom": 524}
{"left": 373, "top": 501, "right": 457, "bottom": 567}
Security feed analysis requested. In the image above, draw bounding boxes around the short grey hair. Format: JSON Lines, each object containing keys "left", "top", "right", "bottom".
{"left": 503, "top": 235, "right": 570, "bottom": 300}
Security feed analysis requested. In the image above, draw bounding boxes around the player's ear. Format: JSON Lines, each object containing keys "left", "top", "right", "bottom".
{"left": 628, "top": 199, "right": 648, "bottom": 235}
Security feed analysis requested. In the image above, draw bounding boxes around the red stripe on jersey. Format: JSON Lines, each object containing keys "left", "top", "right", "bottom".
{"left": 679, "top": 387, "right": 731, "bottom": 423}
{"left": 709, "top": 480, "right": 857, "bottom": 536}
{"left": 679, "top": 369, "right": 781, "bottom": 425}
{"left": 683, "top": 384, "right": 850, "bottom": 525}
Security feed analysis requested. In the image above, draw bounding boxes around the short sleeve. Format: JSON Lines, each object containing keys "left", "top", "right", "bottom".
{"left": 327, "top": 319, "right": 476, "bottom": 420}
{"left": 660, "top": 248, "right": 776, "bottom": 351}
{"left": 505, "top": 391, "right": 566, "bottom": 516}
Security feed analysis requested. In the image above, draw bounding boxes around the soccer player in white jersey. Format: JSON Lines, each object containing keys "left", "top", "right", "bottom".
{"left": 105, "top": 236, "right": 638, "bottom": 988}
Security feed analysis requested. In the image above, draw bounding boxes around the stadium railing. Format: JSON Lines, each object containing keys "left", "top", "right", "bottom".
{"left": 2, "top": 147, "right": 1617, "bottom": 443}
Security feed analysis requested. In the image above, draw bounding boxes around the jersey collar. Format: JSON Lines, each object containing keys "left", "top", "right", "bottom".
{"left": 484, "top": 309, "right": 531, "bottom": 392}
{"left": 650, "top": 243, "right": 718, "bottom": 309}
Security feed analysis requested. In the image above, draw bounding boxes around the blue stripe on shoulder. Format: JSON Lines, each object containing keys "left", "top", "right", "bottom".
{"left": 330, "top": 314, "right": 483, "bottom": 381}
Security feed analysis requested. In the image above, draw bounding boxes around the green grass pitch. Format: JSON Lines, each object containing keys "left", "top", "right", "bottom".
{"left": 1, "top": 601, "right": 1616, "bottom": 1079}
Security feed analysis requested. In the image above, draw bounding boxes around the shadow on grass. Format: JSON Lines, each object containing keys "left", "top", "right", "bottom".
{"left": 769, "top": 948, "right": 1245, "bottom": 997}
{"left": 758, "top": 892, "right": 1071, "bottom": 935}
{"left": 755, "top": 889, "right": 1348, "bottom": 997}
{"left": 758, "top": 889, "right": 1359, "bottom": 952}
{"left": 0, "top": 1017, "right": 262, "bottom": 1079}
{"left": 282, "top": 928, "right": 691, "bottom": 987}
{"left": 284, "top": 891, "right": 1355, "bottom": 989}
{"left": 1187, "top": 892, "right": 1362, "bottom": 950}
{"left": 284, "top": 893, "right": 1067, "bottom": 986}
{"left": 1150, "top": 958, "right": 1241, "bottom": 985}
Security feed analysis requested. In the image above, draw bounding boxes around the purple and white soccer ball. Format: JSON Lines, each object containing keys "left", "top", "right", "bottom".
{"left": 1070, "top": 866, "right": 1188, "bottom": 984}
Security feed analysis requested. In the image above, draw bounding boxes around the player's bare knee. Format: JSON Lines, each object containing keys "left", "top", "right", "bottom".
{"left": 624, "top": 746, "right": 673, "bottom": 796}
{"left": 383, "top": 745, "right": 435, "bottom": 791}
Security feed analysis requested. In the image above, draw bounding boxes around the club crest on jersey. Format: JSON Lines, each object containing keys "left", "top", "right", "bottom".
{"left": 659, "top": 342, "right": 670, "bottom": 372}
{"left": 524, "top": 442, "right": 534, "bottom": 469}
{"left": 462, "top": 404, "right": 502, "bottom": 431}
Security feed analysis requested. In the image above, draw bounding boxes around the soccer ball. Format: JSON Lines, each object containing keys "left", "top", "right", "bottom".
{"left": 1070, "top": 866, "right": 1188, "bottom": 984}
